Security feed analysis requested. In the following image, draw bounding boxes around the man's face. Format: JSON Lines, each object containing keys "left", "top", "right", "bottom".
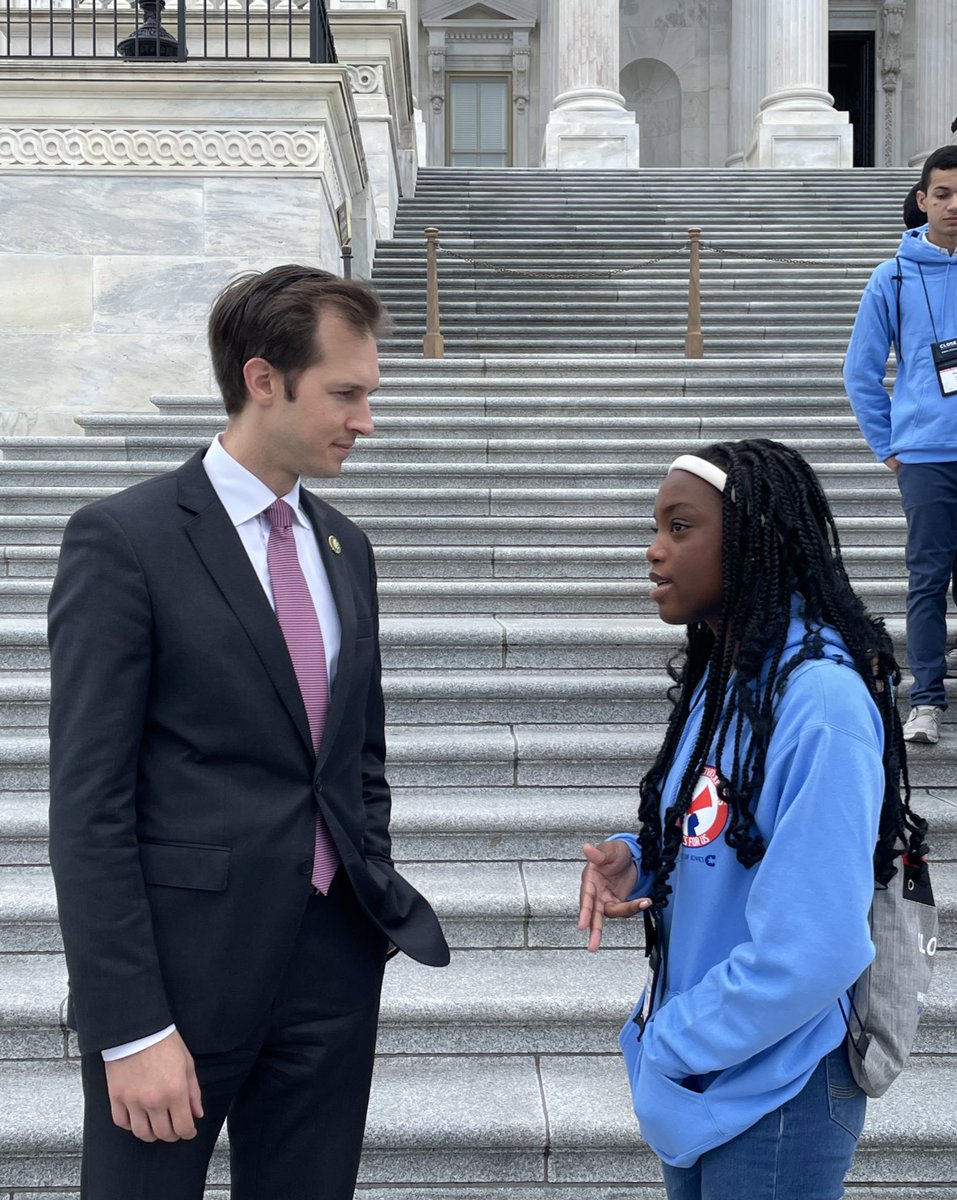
{"left": 918, "top": 167, "right": 957, "bottom": 251}
{"left": 263, "top": 310, "right": 379, "bottom": 481}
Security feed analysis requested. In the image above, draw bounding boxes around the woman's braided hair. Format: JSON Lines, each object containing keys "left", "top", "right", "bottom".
{"left": 638, "top": 439, "right": 926, "bottom": 915}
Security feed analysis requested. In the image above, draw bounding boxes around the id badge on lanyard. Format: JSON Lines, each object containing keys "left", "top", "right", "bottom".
{"left": 915, "top": 263, "right": 957, "bottom": 397}
{"left": 931, "top": 338, "right": 957, "bottom": 396}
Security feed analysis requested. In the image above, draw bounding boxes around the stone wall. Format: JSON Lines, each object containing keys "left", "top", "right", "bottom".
{"left": 0, "top": 63, "right": 368, "bottom": 433}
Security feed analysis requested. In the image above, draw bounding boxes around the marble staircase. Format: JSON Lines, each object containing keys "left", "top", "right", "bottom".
{"left": 1, "top": 168, "right": 956, "bottom": 1197}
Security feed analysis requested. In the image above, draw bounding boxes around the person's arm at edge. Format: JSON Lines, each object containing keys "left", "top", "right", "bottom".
{"left": 48, "top": 504, "right": 203, "bottom": 1141}
{"left": 358, "top": 532, "right": 393, "bottom": 867}
{"left": 843, "top": 271, "right": 897, "bottom": 465}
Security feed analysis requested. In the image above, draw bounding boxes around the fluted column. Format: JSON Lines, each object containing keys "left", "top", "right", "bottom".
{"left": 909, "top": 0, "right": 957, "bottom": 165}
{"left": 745, "top": 0, "right": 852, "bottom": 168}
{"left": 727, "top": 0, "right": 766, "bottom": 166}
{"left": 542, "top": 0, "right": 638, "bottom": 168}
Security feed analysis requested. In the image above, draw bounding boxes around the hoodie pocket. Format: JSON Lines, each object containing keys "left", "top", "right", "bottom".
{"left": 619, "top": 1003, "right": 724, "bottom": 1167}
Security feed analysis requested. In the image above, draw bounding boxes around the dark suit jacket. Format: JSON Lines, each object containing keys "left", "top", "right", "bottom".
{"left": 48, "top": 448, "right": 448, "bottom": 1057}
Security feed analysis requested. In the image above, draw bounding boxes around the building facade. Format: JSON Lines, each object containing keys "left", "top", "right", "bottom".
{"left": 381, "top": 0, "right": 955, "bottom": 171}
{"left": 2, "top": 0, "right": 954, "bottom": 431}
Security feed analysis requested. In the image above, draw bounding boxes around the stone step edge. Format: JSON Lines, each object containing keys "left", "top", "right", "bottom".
{"left": 3, "top": 949, "right": 955, "bottom": 1034}
{"left": 0, "top": 1054, "right": 955, "bottom": 1169}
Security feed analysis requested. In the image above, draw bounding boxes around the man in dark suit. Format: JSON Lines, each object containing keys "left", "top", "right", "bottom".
{"left": 47, "top": 265, "right": 449, "bottom": 1199}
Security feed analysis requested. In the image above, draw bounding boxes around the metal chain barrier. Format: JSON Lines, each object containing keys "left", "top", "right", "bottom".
{"left": 701, "top": 241, "right": 829, "bottom": 268}
{"left": 436, "top": 241, "right": 690, "bottom": 280}
{"left": 420, "top": 227, "right": 832, "bottom": 360}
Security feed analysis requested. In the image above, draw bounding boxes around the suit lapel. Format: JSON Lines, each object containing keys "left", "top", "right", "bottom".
{"left": 177, "top": 452, "right": 315, "bottom": 756}
{"left": 300, "top": 489, "right": 357, "bottom": 774}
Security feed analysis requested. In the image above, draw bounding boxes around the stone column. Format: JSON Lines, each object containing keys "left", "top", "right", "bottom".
{"left": 542, "top": 0, "right": 638, "bottom": 169}
{"left": 727, "top": 0, "right": 766, "bottom": 166}
{"left": 909, "top": 0, "right": 957, "bottom": 165}
{"left": 745, "top": 0, "right": 853, "bottom": 168}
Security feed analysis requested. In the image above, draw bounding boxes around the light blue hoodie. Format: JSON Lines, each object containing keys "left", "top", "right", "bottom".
{"left": 614, "top": 607, "right": 883, "bottom": 1168}
{"left": 843, "top": 227, "right": 957, "bottom": 463}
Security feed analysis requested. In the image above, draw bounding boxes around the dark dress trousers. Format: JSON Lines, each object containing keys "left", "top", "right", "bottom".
{"left": 47, "top": 448, "right": 448, "bottom": 1194}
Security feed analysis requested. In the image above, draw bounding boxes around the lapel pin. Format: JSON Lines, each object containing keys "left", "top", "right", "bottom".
{"left": 328, "top": 535, "right": 342, "bottom": 555}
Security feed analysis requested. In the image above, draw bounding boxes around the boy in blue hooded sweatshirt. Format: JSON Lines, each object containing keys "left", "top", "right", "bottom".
{"left": 844, "top": 143, "right": 957, "bottom": 745}
{"left": 578, "top": 440, "right": 927, "bottom": 1200}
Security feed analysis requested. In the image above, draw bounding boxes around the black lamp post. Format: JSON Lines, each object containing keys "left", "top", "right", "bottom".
{"left": 117, "top": 0, "right": 182, "bottom": 59}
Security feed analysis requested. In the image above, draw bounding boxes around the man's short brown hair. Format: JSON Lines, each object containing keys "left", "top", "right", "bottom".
{"left": 208, "top": 265, "right": 387, "bottom": 416}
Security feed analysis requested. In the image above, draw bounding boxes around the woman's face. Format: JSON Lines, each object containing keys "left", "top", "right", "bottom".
{"left": 646, "top": 469, "right": 725, "bottom": 631}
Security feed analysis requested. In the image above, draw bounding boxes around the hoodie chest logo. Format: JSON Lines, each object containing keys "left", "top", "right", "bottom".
{"left": 682, "top": 766, "right": 729, "bottom": 848}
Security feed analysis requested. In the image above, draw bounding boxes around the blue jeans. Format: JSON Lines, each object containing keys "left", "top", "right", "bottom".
{"left": 897, "top": 461, "right": 957, "bottom": 708}
{"left": 660, "top": 1045, "right": 866, "bottom": 1200}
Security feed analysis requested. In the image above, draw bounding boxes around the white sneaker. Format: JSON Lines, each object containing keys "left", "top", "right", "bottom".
{"left": 946, "top": 647, "right": 957, "bottom": 678}
{"left": 903, "top": 706, "right": 943, "bottom": 744}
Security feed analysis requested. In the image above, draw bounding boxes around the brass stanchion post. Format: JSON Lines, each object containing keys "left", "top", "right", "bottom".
{"left": 685, "top": 227, "right": 704, "bottom": 360}
{"left": 423, "top": 227, "right": 445, "bottom": 359}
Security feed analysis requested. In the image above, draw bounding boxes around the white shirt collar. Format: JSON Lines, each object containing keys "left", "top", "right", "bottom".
{"left": 921, "top": 231, "right": 956, "bottom": 257}
{"left": 202, "top": 434, "right": 309, "bottom": 528}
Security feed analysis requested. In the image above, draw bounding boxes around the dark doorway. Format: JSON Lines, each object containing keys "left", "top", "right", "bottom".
{"left": 829, "top": 32, "right": 875, "bottom": 168}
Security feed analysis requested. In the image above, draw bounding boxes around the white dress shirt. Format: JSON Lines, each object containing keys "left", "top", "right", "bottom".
{"left": 102, "top": 436, "right": 342, "bottom": 1062}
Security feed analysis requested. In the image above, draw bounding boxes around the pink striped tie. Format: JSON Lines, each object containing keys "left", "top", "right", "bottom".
{"left": 265, "top": 498, "right": 338, "bottom": 894}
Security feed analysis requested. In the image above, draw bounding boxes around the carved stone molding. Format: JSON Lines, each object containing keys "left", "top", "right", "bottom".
{"left": 347, "top": 63, "right": 386, "bottom": 95}
{"left": 512, "top": 29, "right": 529, "bottom": 114}
{"left": 428, "top": 43, "right": 445, "bottom": 113}
{"left": 0, "top": 126, "right": 324, "bottom": 169}
{"left": 879, "top": 0, "right": 905, "bottom": 166}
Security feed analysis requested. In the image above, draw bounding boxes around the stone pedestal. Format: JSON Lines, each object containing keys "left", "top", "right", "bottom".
{"left": 542, "top": 0, "right": 638, "bottom": 169}
{"left": 330, "top": 11, "right": 415, "bottom": 240}
{"left": 0, "top": 63, "right": 367, "bottom": 432}
{"left": 908, "top": 0, "right": 957, "bottom": 165}
{"left": 745, "top": 0, "right": 852, "bottom": 168}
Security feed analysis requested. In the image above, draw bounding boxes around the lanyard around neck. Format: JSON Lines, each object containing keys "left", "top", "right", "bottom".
{"left": 917, "top": 262, "right": 941, "bottom": 343}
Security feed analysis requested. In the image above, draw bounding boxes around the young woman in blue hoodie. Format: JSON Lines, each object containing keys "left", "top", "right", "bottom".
{"left": 578, "top": 440, "right": 926, "bottom": 1200}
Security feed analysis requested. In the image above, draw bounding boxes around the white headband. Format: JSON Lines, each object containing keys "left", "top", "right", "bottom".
{"left": 667, "top": 454, "right": 728, "bottom": 493}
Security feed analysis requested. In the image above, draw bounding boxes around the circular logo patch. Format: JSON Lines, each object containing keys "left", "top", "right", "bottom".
{"left": 682, "top": 766, "right": 729, "bottom": 848}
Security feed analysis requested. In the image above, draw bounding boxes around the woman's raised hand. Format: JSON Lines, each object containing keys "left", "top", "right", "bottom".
{"left": 577, "top": 840, "right": 651, "bottom": 953}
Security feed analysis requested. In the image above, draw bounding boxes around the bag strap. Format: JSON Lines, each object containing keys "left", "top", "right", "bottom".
{"left": 893, "top": 255, "right": 905, "bottom": 366}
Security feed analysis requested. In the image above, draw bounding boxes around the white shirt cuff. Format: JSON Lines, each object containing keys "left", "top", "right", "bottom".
{"left": 101, "top": 1024, "right": 177, "bottom": 1062}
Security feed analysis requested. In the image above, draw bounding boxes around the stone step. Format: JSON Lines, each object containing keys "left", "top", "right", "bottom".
{"left": 0, "top": 450, "right": 896, "bottom": 491}
{"left": 377, "top": 337, "right": 856, "bottom": 357}
{"left": 0, "top": 671, "right": 674, "bottom": 732}
{"left": 0, "top": 511, "right": 904, "bottom": 550}
{"left": 2, "top": 721, "right": 950, "bottom": 793}
{"left": 2, "top": 949, "right": 956, "bottom": 1062}
{"left": 0, "top": 1051, "right": 954, "bottom": 1193}
{"left": 76, "top": 395, "right": 873, "bottom": 433}
{"left": 3, "top": 849, "right": 956, "bottom": 955}
{"left": 378, "top": 313, "right": 863, "bottom": 333}
{"left": 0, "top": 612, "right": 928, "bottom": 677}
{"left": 7, "top": 660, "right": 955, "bottom": 733}
{"left": 0, "top": 576, "right": 919, "bottom": 617}
{"left": 378, "top": 300, "right": 869, "bottom": 320}
{"left": 4, "top": 785, "right": 955, "bottom": 870}
{"left": 0, "top": 540, "right": 909, "bottom": 585}
{"left": 0, "top": 486, "right": 911, "bottom": 523}
{"left": 0, "top": 420, "right": 876, "bottom": 462}
{"left": 374, "top": 281, "right": 881, "bottom": 299}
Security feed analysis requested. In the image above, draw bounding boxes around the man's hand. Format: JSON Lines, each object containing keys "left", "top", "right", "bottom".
{"left": 104, "top": 1030, "right": 203, "bottom": 1143}
{"left": 884, "top": 455, "right": 900, "bottom": 475}
{"left": 578, "top": 840, "right": 650, "bottom": 953}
